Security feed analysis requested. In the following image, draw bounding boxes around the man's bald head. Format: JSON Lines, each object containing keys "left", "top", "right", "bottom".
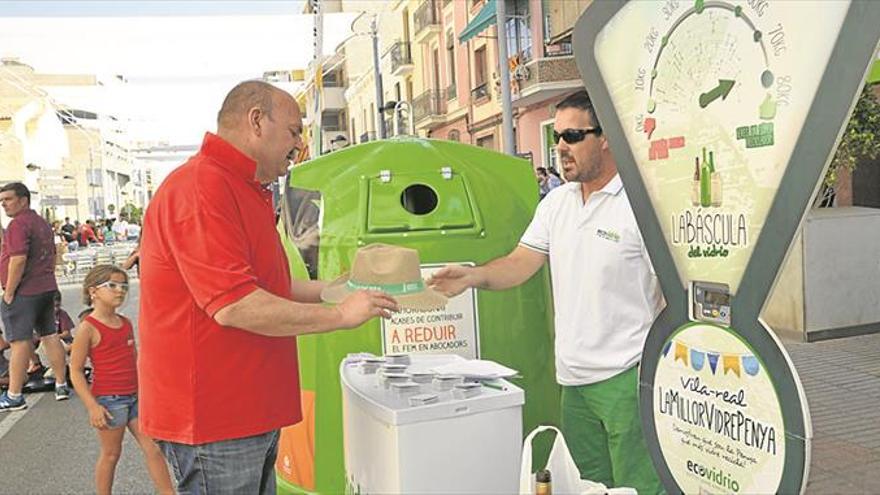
{"left": 217, "top": 80, "right": 285, "bottom": 130}
{"left": 215, "top": 80, "right": 303, "bottom": 183}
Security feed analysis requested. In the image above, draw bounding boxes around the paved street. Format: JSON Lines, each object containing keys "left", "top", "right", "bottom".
{"left": 1, "top": 279, "right": 880, "bottom": 493}
{"left": 0, "top": 281, "right": 154, "bottom": 494}
{"left": 787, "top": 333, "right": 880, "bottom": 494}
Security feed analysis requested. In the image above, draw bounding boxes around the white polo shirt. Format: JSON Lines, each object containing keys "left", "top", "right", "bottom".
{"left": 520, "top": 174, "right": 663, "bottom": 386}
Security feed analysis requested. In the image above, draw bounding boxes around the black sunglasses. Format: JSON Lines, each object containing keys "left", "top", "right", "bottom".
{"left": 553, "top": 127, "right": 602, "bottom": 144}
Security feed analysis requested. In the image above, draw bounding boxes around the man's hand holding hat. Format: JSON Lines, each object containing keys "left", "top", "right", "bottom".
{"left": 334, "top": 290, "right": 400, "bottom": 328}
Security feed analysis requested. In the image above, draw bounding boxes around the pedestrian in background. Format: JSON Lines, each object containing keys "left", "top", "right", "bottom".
{"left": 124, "top": 221, "right": 140, "bottom": 242}
{"left": 112, "top": 216, "right": 128, "bottom": 241}
{"left": 78, "top": 220, "right": 98, "bottom": 246}
{"left": 52, "top": 291, "right": 75, "bottom": 355}
{"left": 69, "top": 265, "right": 173, "bottom": 495}
{"left": 536, "top": 166, "right": 562, "bottom": 199}
{"left": 0, "top": 182, "right": 69, "bottom": 411}
{"left": 60, "top": 217, "right": 76, "bottom": 244}
{"left": 101, "top": 219, "right": 117, "bottom": 245}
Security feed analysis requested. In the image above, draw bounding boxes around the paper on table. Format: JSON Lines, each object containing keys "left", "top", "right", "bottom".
{"left": 429, "top": 359, "right": 519, "bottom": 379}
{"left": 343, "top": 352, "right": 378, "bottom": 365}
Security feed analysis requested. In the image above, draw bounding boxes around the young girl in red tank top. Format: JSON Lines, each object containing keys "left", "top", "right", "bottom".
{"left": 69, "top": 265, "right": 173, "bottom": 495}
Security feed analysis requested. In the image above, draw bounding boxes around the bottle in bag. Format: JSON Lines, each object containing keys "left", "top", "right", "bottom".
{"left": 535, "top": 469, "right": 552, "bottom": 495}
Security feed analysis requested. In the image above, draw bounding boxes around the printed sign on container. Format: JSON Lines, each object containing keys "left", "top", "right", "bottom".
{"left": 380, "top": 263, "right": 480, "bottom": 359}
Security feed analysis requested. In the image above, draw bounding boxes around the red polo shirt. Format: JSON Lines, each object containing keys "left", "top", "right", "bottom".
{"left": 139, "top": 132, "right": 300, "bottom": 444}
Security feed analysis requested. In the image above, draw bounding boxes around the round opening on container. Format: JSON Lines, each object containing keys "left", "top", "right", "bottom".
{"left": 401, "top": 184, "right": 438, "bottom": 215}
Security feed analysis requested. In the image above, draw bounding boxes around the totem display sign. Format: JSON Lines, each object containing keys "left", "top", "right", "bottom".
{"left": 573, "top": 1, "right": 880, "bottom": 493}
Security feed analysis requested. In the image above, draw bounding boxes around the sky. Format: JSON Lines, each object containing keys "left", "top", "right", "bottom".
{"left": 0, "top": 1, "right": 307, "bottom": 17}
{"left": 0, "top": 1, "right": 356, "bottom": 147}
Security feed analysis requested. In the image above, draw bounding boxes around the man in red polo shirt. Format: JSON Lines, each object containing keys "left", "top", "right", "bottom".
{"left": 139, "top": 80, "right": 398, "bottom": 494}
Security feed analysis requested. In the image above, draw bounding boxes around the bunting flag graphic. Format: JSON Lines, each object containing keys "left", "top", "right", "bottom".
{"left": 708, "top": 353, "right": 720, "bottom": 374}
{"left": 742, "top": 356, "right": 760, "bottom": 376}
{"left": 674, "top": 342, "right": 689, "bottom": 366}
{"left": 662, "top": 339, "right": 761, "bottom": 379}
{"left": 723, "top": 354, "right": 741, "bottom": 377}
{"left": 690, "top": 349, "right": 705, "bottom": 371}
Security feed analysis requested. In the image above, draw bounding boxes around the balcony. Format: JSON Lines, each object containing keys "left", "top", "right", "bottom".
{"left": 412, "top": 89, "right": 447, "bottom": 128}
{"left": 512, "top": 55, "right": 582, "bottom": 108}
{"left": 322, "top": 86, "right": 346, "bottom": 111}
{"left": 414, "top": 0, "right": 441, "bottom": 44}
{"left": 544, "top": 41, "right": 574, "bottom": 58}
{"left": 471, "top": 83, "right": 491, "bottom": 105}
{"left": 322, "top": 122, "right": 346, "bottom": 133}
{"left": 360, "top": 131, "right": 377, "bottom": 143}
{"left": 387, "top": 41, "right": 413, "bottom": 77}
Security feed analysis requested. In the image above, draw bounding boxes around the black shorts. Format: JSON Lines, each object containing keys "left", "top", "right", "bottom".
{"left": 0, "top": 291, "right": 56, "bottom": 343}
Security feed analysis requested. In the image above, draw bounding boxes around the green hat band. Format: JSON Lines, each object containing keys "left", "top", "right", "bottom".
{"left": 346, "top": 279, "right": 426, "bottom": 295}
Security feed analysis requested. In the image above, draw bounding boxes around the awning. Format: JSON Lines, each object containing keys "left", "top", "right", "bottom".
{"left": 459, "top": 0, "right": 497, "bottom": 43}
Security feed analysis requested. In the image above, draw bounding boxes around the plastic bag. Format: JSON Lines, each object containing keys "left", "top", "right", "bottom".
{"left": 519, "top": 425, "right": 639, "bottom": 494}
{"left": 519, "top": 425, "right": 609, "bottom": 494}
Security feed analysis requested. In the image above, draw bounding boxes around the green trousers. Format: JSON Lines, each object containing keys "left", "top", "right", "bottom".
{"left": 561, "top": 366, "right": 664, "bottom": 495}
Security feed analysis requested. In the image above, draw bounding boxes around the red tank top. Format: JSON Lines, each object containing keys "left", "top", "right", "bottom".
{"left": 88, "top": 315, "right": 138, "bottom": 396}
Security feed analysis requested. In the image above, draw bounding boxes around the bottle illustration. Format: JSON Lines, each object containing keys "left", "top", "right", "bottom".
{"left": 691, "top": 157, "right": 701, "bottom": 206}
{"left": 535, "top": 469, "right": 552, "bottom": 495}
{"left": 700, "top": 147, "right": 711, "bottom": 207}
{"left": 710, "top": 150, "right": 723, "bottom": 206}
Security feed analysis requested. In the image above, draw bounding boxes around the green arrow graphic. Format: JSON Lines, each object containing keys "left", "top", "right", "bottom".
{"left": 698, "top": 79, "right": 736, "bottom": 108}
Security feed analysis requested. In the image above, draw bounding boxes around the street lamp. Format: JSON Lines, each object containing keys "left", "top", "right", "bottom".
{"left": 369, "top": 15, "right": 386, "bottom": 139}
{"left": 309, "top": 13, "right": 384, "bottom": 156}
{"left": 347, "top": 13, "right": 387, "bottom": 139}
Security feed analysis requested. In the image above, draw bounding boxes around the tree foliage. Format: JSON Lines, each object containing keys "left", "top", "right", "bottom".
{"left": 826, "top": 85, "right": 880, "bottom": 187}
{"left": 120, "top": 203, "right": 144, "bottom": 223}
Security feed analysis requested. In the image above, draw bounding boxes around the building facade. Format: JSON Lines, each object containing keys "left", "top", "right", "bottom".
{"left": 300, "top": 0, "right": 595, "bottom": 169}
{"left": 510, "top": 0, "right": 588, "bottom": 171}
{"left": 0, "top": 58, "right": 145, "bottom": 223}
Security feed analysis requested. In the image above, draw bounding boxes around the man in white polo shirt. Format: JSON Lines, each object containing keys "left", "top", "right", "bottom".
{"left": 429, "top": 91, "right": 663, "bottom": 494}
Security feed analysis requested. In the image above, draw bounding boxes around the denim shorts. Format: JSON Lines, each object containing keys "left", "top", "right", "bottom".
{"left": 158, "top": 430, "right": 280, "bottom": 495}
{"left": 96, "top": 393, "right": 138, "bottom": 429}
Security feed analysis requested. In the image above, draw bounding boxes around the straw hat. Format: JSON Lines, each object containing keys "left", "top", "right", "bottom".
{"left": 321, "top": 244, "right": 448, "bottom": 311}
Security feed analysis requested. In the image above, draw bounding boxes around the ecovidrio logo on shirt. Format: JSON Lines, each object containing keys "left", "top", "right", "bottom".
{"left": 686, "top": 459, "right": 741, "bottom": 493}
{"left": 595, "top": 228, "right": 621, "bottom": 243}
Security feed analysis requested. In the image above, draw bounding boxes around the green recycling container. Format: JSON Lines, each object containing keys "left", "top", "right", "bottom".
{"left": 275, "top": 137, "right": 559, "bottom": 494}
